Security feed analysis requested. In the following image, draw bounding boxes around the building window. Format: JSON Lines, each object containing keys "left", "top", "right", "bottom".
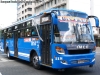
{"left": 46, "top": 2, "right": 49, "bottom": 8}
{"left": 27, "top": 8, "right": 32, "bottom": 11}
{"left": 25, "top": 15, "right": 27, "bottom": 18}
{"left": 27, "top": 14, "right": 32, "bottom": 17}
{"left": 22, "top": 5, "right": 24, "bottom": 8}
{"left": 51, "top": 0, "right": 53, "bottom": 5}
{"left": 28, "top": 3, "right": 32, "bottom": 5}
{"left": 22, "top": 17, "right": 24, "bottom": 19}
{"left": 55, "top": 0, "right": 57, "bottom": 4}
{"left": 25, "top": 3, "right": 27, "bottom": 6}
{"left": 58, "top": 0, "right": 60, "bottom": 3}
{"left": 22, "top": 11, "right": 24, "bottom": 14}
{"left": 25, "top": 9, "right": 27, "bottom": 12}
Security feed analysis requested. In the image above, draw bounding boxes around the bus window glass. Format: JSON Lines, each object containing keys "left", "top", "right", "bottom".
{"left": 27, "top": 20, "right": 32, "bottom": 27}
{"left": 25, "top": 29, "right": 31, "bottom": 37}
{"left": 7, "top": 32, "right": 13, "bottom": 38}
{"left": 10, "top": 33, "right": 13, "bottom": 38}
{"left": 0, "top": 31, "right": 4, "bottom": 39}
{"left": 20, "top": 30, "right": 25, "bottom": 37}
{"left": 18, "top": 30, "right": 20, "bottom": 38}
{"left": 31, "top": 27, "right": 37, "bottom": 36}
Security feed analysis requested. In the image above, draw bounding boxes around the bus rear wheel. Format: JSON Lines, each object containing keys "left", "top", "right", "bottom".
{"left": 31, "top": 53, "right": 41, "bottom": 69}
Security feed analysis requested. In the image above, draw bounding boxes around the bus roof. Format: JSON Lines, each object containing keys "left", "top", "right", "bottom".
{"left": 40, "top": 8, "right": 87, "bottom": 15}
{"left": 1, "top": 8, "right": 88, "bottom": 30}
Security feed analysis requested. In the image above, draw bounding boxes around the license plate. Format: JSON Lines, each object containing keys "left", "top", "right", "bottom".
{"left": 78, "top": 60, "right": 85, "bottom": 64}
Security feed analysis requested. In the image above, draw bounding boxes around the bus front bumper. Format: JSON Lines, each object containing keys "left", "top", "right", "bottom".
{"left": 52, "top": 53, "right": 95, "bottom": 69}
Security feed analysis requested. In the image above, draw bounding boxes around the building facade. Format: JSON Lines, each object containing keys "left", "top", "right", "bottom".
{"left": 34, "top": 0, "right": 67, "bottom": 14}
{"left": 17, "top": 3, "right": 34, "bottom": 21}
{"left": 92, "top": 27, "right": 100, "bottom": 47}
{"left": 17, "top": 0, "right": 68, "bottom": 21}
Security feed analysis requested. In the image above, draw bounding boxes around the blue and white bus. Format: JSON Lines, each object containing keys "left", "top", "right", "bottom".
{"left": 0, "top": 8, "right": 99, "bottom": 69}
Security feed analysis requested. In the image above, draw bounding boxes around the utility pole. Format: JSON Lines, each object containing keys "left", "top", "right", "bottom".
{"left": 90, "top": 0, "right": 94, "bottom": 15}
{"left": 90, "top": 0, "right": 95, "bottom": 27}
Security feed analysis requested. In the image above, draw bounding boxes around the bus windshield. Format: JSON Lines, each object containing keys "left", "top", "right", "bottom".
{"left": 54, "top": 11, "right": 94, "bottom": 43}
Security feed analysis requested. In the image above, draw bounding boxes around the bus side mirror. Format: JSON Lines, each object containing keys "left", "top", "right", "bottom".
{"left": 88, "top": 16, "right": 99, "bottom": 27}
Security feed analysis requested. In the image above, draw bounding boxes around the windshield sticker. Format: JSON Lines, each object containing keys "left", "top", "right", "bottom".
{"left": 58, "top": 16, "right": 88, "bottom": 24}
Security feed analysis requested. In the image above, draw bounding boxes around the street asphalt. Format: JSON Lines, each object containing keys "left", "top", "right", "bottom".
{"left": 0, "top": 47, "right": 99, "bottom": 75}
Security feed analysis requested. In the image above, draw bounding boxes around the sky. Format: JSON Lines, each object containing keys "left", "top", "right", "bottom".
{"left": 68, "top": 0, "right": 99, "bottom": 16}
{"left": 0, "top": 3, "right": 17, "bottom": 29}
{"left": 0, "top": 0, "right": 99, "bottom": 28}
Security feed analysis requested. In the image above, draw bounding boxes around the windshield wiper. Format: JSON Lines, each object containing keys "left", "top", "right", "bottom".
{"left": 86, "top": 24, "right": 90, "bottom": 33}
{"left": 75, "top": 24, "right": 81, "bottom": 42}
{"left": 71, "top": 25, "right": 77, "bottom": 44}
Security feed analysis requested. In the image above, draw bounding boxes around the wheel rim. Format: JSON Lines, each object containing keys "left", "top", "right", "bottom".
{"left": 33, "top": 56, "right": 39, "bottom": 66}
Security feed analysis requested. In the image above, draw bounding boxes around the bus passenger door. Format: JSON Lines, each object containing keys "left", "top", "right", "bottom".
{"left": 4, "top": 33, "right": 7, "bottom": 53}
{"left": 14, "top": 31, "right": 18, "bottom": 57}
{"left": 40, "top": 24, "right": 52, "bottom": 66}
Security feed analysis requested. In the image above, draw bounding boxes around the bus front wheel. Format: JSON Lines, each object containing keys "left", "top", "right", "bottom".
{"left": 31, "top": 53, "right": 41, "bottom": 69}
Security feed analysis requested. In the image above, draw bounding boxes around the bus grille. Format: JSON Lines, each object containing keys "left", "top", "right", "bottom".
{"left": 68, "top": 49, "right": 90, "bottom": 55}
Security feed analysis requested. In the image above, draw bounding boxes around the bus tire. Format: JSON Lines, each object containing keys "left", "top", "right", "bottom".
{"left": 7, "top": 50, "right": 11, "bottom": 59}
{"left": 31, "top": 53, "right": 41, "bottom": 69}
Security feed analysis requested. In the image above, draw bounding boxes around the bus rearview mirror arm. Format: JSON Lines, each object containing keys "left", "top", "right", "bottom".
{"left": 32, "top": 19, "right": 43, "bottom": 42}
{"left": 35, "top": 25, "right": 43, "bottom": 42}
{"left": 88, "top": 16, "right": 99, "bottom": 27}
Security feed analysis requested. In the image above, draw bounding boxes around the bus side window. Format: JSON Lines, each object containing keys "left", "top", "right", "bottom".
{"left": 9, "top": 33, "right": 13, "bottom": 38}
{"left": 31, "top": 27, "right": 37, "bottom": 36}
{"left": 0, "top": 31, "right": 4, "bottom": 39}
{"left": 18, "top": 30, "right": 20, "bottom": 38}
{"left": 25, "top": 28, "right": 31, "bottom": 37}
{"left": 20, "top": 30, "right": 25, "bottom": 37}
{"left": 7, "top": 32, "right": 13, "bottom": 38}
{"left": 7, "top": 33, "right": 10, "bottom": 38}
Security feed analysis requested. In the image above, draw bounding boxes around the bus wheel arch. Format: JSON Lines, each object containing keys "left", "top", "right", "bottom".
{"left": 30, "top": 50, "right": 41, "bottom": 69}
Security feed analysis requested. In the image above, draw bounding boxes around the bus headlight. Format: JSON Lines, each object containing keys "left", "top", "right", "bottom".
{"left": 56, "top": 46, "right": 65, "bottom": 54}
{"left": 92, "top": 46, "right": 96, "bottom": 52}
